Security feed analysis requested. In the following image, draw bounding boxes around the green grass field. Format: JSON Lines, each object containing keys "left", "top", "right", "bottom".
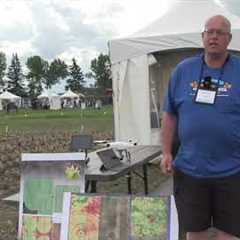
{"left": 0, "top": 105, "right": 113, "bottom": 134}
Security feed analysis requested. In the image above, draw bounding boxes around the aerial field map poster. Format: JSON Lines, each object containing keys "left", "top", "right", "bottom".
{"left": 20, "top": 191, "right": 177, "bottom": 240}
{"left": 131, "top": 196, "right": 168, "bottom": 240}
{"left": 67, "top": 194, "right": 130, "bottom": 240}
{"left": 18, "top": 153, "right": 86, "bottom": 240}
{"left": 62, "top": 194, "right": 175, "bottom": 240}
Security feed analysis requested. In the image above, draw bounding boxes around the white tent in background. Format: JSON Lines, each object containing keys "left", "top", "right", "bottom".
{"left": 37, "top": 92, "right": 50, "bottom": 99}
{"left": 109, "top": 0, "right": 240, "bottom": 145}
{"left": 60, "top": 89, "right": 79, "bottom": 99}
{"left": 78, "top": 93, "right": 85, "bottom": 98}
{"left": 49, "top": 93, "right": 61, "bottom": 110}
{"left": 0, "top": 91, "right": 21, "bottom": 110}
{"left": 60, "top": 89, "right": 80, "bottom": 108}
{"left": 60, "top": 89, "right": 85, "bottom": 99}
{"left": 0, "top": 90, "right": 21, "bottom": 100}
{"left": 37, "top": 91, "right": 61, "bottom": 110}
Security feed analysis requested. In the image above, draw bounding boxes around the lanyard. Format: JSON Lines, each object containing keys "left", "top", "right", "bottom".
{"left": 199, "top": 54, "right": 230, "bottom": 85}
{"left": 194, "top": 54, "right": 230, "bottom": 105}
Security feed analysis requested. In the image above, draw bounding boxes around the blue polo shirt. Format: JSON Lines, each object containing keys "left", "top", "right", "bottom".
{"left": 164, "top": 54, "right": 240, "bottom": 178}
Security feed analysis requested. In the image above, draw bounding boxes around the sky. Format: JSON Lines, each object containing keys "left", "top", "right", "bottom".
{"left": 0, "top": 0, "right": 238, "bottom": 90}
{"left": 0, "top": 0, "right": 176, "bottom": 84}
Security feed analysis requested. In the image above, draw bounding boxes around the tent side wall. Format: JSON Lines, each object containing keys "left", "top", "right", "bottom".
{"left": 154, "top": 49, "right": 203, "bottom": 113}
{"left": 148, "top": 49, "right": 202, "bottom": 145}
{"left": 112, "top": 55, "right": 151, "bottom": 144}
{"left": 50, "top": 96, "right": 61, "bottom": 110}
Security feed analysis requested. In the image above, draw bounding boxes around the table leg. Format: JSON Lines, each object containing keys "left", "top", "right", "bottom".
{"left": 127, "top": 172, "right": 132, "bottom": 194}
{"left": 90, "top": 181, "right": 97, "bottom": 193}
{"left": 143, "top": 164, "right": 148, "bottom": 195}
{"left": 85, "top": 180, "right": 90, "bottom": 192}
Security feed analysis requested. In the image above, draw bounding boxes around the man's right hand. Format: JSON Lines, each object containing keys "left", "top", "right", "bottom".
{"left": 160, "top": 153, "right": 174, "bottom": 175}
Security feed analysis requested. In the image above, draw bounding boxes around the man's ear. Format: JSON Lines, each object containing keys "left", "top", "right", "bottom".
{"left": 201, "top": 32, "right": 204, "bottom": 39}
{"left": 229, "top": 33, "right": 232, "bottom": 42}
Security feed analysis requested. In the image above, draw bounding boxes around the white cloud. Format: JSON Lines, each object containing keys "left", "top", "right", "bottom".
{"left": 0, "top": 0, "right": 178, "bottom": 91}
{"left": 0, "top": 0, "right": 173, "bottom": 63}
{"left": 0, "top": 40, "right": 34, "bottom": 64}
{"left": 57, "top": 47, "right": 98, "bottom": 72}
{"left": 0, "top": 1, "right": 33, "bottom": 41}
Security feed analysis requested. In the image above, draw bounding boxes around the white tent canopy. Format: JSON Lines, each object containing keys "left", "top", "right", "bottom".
{"left": 37, "top": 92, "right": 50, "bottom": 99}
{"left": 0, "top": 91, "right": 21, "bottom": 110}
{"left": 60, "top": 89, "right": 79, "bottom": 98}
{"left": 37, "top": 90, "right": 61, "bottom": 110}
{"left": 109, "top": 0, "right": 240, "bottom": 145}
{"left": 0, "top": 90, "right": 21, "bottom": 100}
{"left": 60, "top": 89, "right": 85, "bottom": 109}
{"left": 110, "top": 0, "right": 240, "bottom": 64}
{"left": 37, "top": 91, "right": 59, "bottom": 99}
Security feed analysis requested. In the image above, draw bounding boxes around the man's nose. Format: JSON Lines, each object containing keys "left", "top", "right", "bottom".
{"left": 212, "top": 31, "right": 218, "bottom": 38}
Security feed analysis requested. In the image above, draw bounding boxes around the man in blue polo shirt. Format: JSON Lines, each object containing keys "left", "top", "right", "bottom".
{"left": 161, "top": 15, "right": 240, "bottom": 240}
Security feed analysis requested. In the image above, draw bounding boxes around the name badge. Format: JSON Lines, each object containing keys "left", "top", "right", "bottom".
{"left": 194, "top": 76, "right": 218, "bottom": 105}
{"left": 195, "top": 89, "right": 217, "bottom": 104}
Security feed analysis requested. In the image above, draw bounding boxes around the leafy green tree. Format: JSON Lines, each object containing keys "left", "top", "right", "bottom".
{"left": 45, "top": 58, "right": 68, "bottom": 89}
{"left": 89, "top": 53, "right": 112, "bottom": 93}
{"left": 65, "top": 58, "right": 85, "bottom": 92}
{"left": 0, "top": 52, "right": 7, "bottom": 89}
{"left": 7, "top": 53, "right": 26, "bottom": 97}
{"left": 26, "top": 55, "right": 48, "bottom": 99}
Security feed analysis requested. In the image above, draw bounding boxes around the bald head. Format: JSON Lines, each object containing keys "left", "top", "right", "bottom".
{"left": 202, "top": 15, "right": 232, "bottom": 66}
{"left": 204, "top": 15, "right": 231, "bottom": 33}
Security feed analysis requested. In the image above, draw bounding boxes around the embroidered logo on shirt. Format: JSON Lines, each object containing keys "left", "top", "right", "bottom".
{"left": 190, "top": 79, "right": 232, "bottom": 96}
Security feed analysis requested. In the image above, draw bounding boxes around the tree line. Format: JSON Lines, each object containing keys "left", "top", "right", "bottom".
{"left": 0, "top": 52, "right": 112, "bottom": 100}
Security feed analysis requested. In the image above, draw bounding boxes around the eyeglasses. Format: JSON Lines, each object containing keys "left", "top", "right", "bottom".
{"left": 203, "top": 29, "right": 231, "bottom": 36}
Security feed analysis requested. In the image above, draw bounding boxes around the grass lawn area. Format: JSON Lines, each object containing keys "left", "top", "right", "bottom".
{"left": 0, "top": 105, "right": 113, "bottom": 134}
